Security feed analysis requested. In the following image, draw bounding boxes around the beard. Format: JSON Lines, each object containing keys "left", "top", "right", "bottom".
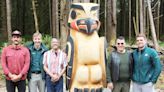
{"left": 13, "top": 41, "right": 19, "bottom": 45}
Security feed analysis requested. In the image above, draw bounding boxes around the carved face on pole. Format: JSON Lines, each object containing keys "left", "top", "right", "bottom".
{"left": 68, "top": 3, "right": 100, "bottom": 35}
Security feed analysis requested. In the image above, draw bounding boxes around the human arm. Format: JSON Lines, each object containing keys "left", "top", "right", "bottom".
{"left": 19, "top": 48, "right": 30, "bottom": 77}
{"left": 1, "top": 48, "right": 11, "bottom": 76}
{"left": 150, "top": 49, "right": 162, "bottom": 84}
{"left": 106, "top": 54, "right": 113, "bottom": 89}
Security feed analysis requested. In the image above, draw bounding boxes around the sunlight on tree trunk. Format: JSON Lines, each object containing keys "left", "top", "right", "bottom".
{"left": 147, "top": 0, "right": 160, "bottom": 51}
{"left": 60, "top": 0, "right": 69, "bottom": 49}
{"left": 129, "top": 0, "right": 132, "bottom": 42}
{"left": 139, "top": 0, "right": 144, "bottom": 34}
{"left": 52, "top": 0, "right": 59, "bottom": 38}
{"left": 6, "top": 0, "right": 12, "bottom": 43}
{"left": 32, "top": 0, "right": 39, "bottom": 33}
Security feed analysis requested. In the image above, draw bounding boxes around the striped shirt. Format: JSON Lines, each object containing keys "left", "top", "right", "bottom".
{"left": 43, "top": 49, "right": 67, "bottom": 74}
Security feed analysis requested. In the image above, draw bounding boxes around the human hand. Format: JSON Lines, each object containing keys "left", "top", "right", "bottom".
{"left": 11, "top": 74, "right": 22, "bottom": 82}
{"left": 51, "top": 74, "right": 60, "bottom": 82}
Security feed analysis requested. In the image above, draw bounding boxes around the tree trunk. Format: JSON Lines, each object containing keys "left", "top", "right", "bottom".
{"left": 160, "top": 0, "right": 164, "bottom": 40}
{"left": 60, "top": 0, "right": 69, "bottom": 49}
{"left": 1, "top": 0, "right": 7, "bottom": 41}
{"left": 52, "top": 0, "right": 59, "bottom": 38}
{"left": 147, "top": 0, "right": 160, "bottom": 51}
{"left": 156, "top": 0, "right": 160, "bottom": 40}
{"left": 139, "top": 0, "right": 144, "bottom": 34}
{"left": 107, "top": 0, "right": 117, "bottom": 51}
{"left": 49, "top": 0, "right": 52, "bottom": 35}
{"left": 129, "top": 0, "right": 132, "bottom": 42}
{"left": 136, "top": 0, "right": 139, "bottom": 35}
{"left": 6, "top": 0, "right": 12, "bottom": 43}
{"left": 32, "top": 0, "right": 39, "bottom": 33}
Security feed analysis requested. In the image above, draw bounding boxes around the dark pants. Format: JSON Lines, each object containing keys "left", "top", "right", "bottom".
{"left": 6, "top": 79, "right": 26, "bottom": 92}
{"left": 46, "top": 75, "right": 63, "bottom": 92}
{"left": 112, "top": 81, "right": 130, "bottom": 92}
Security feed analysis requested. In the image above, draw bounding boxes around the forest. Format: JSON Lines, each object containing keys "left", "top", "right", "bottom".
{"left": 0, "top": 0, "right": 164, "bottom": 91}
{"left": 0, "top": 0, "right": 164, "bottom": 51}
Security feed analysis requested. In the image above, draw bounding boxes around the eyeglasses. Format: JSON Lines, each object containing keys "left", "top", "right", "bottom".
{"left": 117, "top": 43, "right": 124, "bottom": 45}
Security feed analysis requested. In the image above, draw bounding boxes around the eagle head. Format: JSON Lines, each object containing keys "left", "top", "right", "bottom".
{"left": 68, "top": 3, "right": 100, "bottom": 35}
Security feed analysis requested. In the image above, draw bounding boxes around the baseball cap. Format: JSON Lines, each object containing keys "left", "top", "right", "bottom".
{"left": 12, "top": 30, "right": 22, "bottom": 36}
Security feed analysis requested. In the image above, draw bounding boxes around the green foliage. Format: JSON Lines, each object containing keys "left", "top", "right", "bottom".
{"left": 159, "top": 41, "right": 164, "bottom": 47}
{"left": 0, "top": 65, "right": 5, "bottom": 80}
{"left": 21, "top": 34, "right": 52, "bottom": 49}
{"left": 0, "top": 42, "right": 8, "bottom": 54}
{"left": 42, "top": 34, "right": 52, "bottom": 49}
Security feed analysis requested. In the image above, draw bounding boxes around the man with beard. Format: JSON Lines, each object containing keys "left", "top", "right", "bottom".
{"left": 1, "top": 30, "right": 30, "bottom": 92}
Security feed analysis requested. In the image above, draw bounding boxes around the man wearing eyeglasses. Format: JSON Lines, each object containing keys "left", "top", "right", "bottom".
{"left": 106, "top": 36, "right": 133, "bottom": 92}
{"left": 132, "top": 34, "right": 161, "bottom": 92}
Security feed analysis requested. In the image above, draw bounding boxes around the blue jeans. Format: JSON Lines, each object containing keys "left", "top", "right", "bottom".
{"left": 46, "top": 75, "right": 63, "bottom": 92}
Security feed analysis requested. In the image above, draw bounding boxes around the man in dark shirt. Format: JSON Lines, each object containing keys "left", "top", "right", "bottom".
{"left": 106, "top": 36, "right": 132, "bottom": 92}
{"left": 27, "top": 32, "right": 48, "bottom": 92}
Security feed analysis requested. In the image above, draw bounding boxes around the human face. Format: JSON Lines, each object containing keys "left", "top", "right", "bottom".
{"left": 136, "top": 36, "right": 146, "bottom": 50}
{"left": 11, "top": 35, "right": 21, "bottom": 45}
{"left": 51, "top": 38, "right": 59, "bottom": 50}
{"left": 33, "top": 35, "right": 42, "bottom": 47}
{"left": 116, "top": 39, "right": 125, "bottom": 53}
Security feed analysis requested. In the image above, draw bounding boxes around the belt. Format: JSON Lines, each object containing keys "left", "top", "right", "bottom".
{"left": 31, "top": 71, "right": 41, "bottom": 74}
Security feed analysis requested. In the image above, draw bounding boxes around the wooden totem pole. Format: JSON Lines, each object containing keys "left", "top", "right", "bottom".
{"left": 66, "top": 3, "right": 107, "bottom": 92}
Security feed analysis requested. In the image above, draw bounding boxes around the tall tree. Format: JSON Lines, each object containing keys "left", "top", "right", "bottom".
{"left": 60, "top": 0, "right": 70, "bottom": 49}
{"left": 0, "top": 0, "right": 7, "bottom": 41}
{"left": 106, "top": 0, "right": 117, "bottom": 50}
{"left": 51, "top": 0, "right": 59, "bottom": 38}
{"left": 6, "top": 0, "right": 12, "bottom": 42}
{"left": 129, "top": 0, "right": 132, "bottom": 42}
{"left": 147, "top": 0, "right": 160, "bottom": 51}
{"left": 32, "top": 0, "right": 39, "bottom": 33}
{"left": 160, "top": 0, "right": 164, "bottom": 40}
{"left": 139, "top": 0, "right": 144, "bottom": 34}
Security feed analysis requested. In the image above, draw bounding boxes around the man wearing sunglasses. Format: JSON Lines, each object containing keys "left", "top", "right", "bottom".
{"left": 106, "top": 36, "right": 133, "bottom": 92}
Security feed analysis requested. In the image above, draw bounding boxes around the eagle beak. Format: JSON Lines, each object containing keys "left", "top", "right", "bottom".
{"left": 77, "top": 18, "right": 99, "bottom": 34}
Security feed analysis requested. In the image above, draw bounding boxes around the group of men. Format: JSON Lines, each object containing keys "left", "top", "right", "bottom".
{"left": 1, "top": 30, "right": 162, "bottom": 92}
{"left": 106, "top": 34, "right": 161, "bottom": 92}
{"left": 1, "top": 30, "right": 67, "bottom": 92}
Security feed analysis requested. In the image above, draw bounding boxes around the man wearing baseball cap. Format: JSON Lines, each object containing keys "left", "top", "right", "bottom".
{"left": 1, "top": 30, "right": 30, "bottom": 92}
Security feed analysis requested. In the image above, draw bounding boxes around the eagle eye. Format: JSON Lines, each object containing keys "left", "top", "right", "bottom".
{"left": 71, "top": 10, "right": 76, "bottom": 19}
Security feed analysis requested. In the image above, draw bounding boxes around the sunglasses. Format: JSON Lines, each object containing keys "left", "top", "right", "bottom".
{"left": 117, "top": 43, "right": 124, "bottom": 45}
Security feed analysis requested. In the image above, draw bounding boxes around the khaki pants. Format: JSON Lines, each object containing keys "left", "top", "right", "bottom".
{"left": 28, "top": 73, "right": 45, "bottom": 92}
{"left": 112, "top": 81, "right": 130, "bottom": 92}
{"left": 132, "top": 82, "right": 155, "bottom": 92}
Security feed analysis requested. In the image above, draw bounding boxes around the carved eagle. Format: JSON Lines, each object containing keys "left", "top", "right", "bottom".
{"left": 66, "top": 3, "right": 107, "bottom": 92}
